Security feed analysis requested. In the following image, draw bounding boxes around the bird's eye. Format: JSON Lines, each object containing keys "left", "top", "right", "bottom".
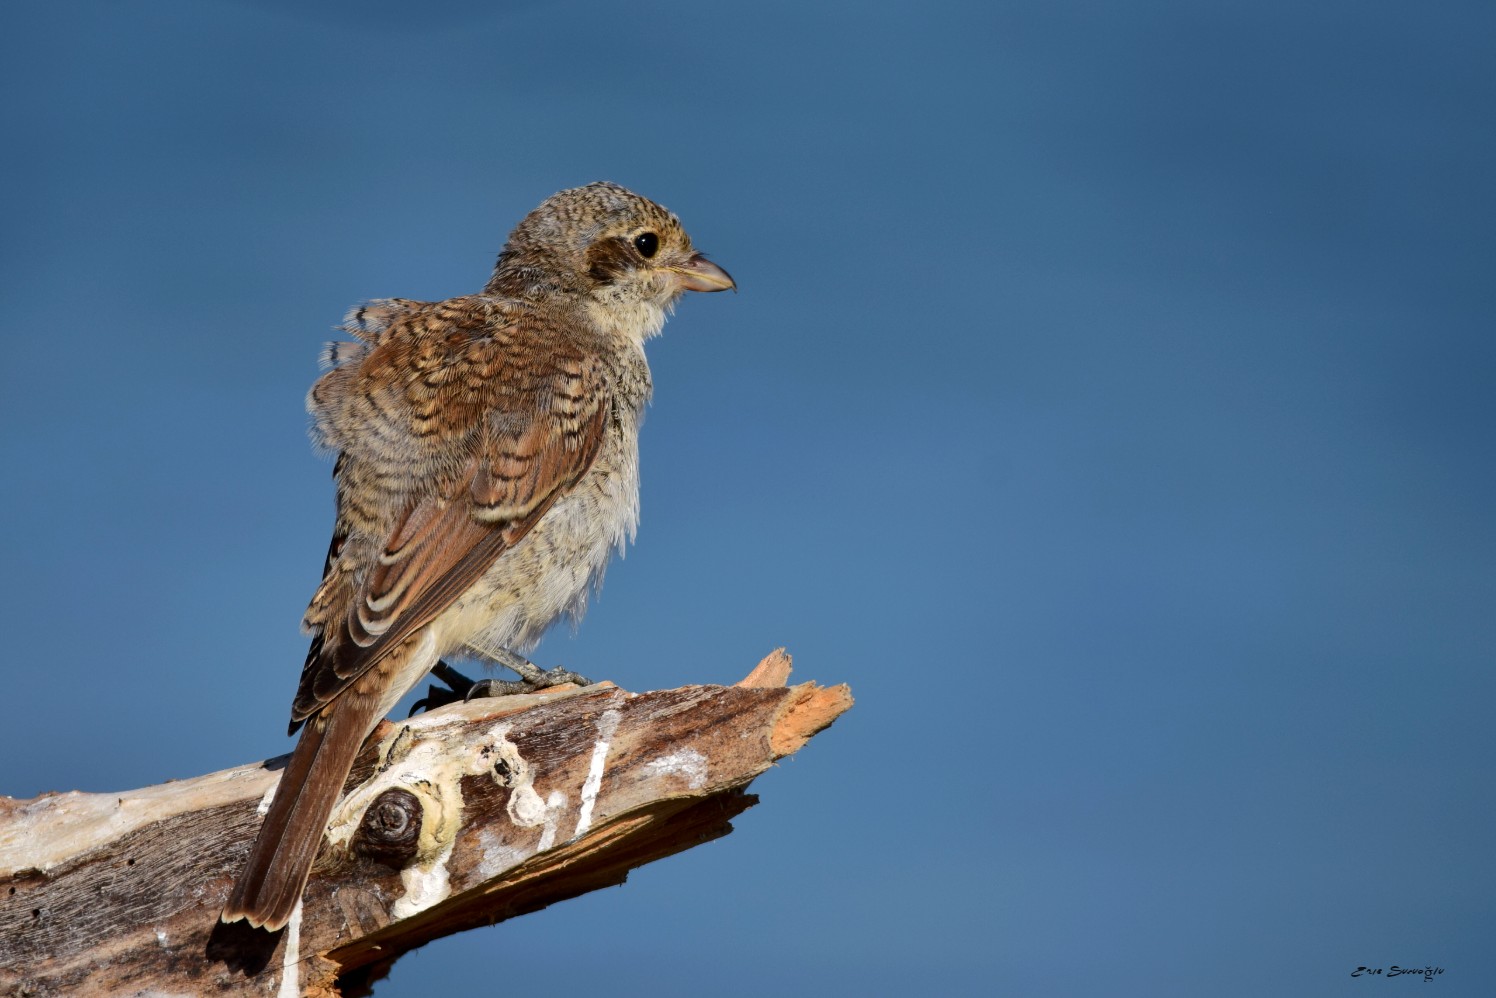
{"left": 633, "top": 232, "right": 659, "bottom": 258}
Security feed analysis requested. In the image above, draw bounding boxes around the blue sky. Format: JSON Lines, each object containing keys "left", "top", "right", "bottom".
{"left": 3, "top": 1, "right": 1494, "bottom": 995}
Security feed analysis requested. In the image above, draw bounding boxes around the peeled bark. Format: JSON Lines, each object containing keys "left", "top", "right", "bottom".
{"left": 0, "top": 650, "right": 851, "bottom": 997}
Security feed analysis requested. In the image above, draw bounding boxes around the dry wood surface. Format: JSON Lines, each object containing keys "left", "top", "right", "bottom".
{"left": 0, "top": 650, "right": 850, "bottom": 997}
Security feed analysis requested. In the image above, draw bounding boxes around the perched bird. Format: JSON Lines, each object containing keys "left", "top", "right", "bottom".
{"left": 221, "top": 182, "right": 734, "bottom": 931}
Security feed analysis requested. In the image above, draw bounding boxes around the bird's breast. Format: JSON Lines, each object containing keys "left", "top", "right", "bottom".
{"left": 443, "top": 404, "right": 643, "bottom": 661}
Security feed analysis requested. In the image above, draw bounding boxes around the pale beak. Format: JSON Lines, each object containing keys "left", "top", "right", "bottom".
{"left": 669, "top": 253, "right": 736, "bottom": 293}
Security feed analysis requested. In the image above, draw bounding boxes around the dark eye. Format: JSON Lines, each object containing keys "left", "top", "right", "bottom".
{"left": 633, "top": 231, "right": 659, "bottom": 258}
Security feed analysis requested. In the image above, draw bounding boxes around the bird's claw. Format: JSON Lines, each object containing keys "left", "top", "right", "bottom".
{"left": 408, "top": 660, "right": 478, "bottom": 715}
{"left": 408, "top": 657, "right": 590, "bottom": 715}
{"left": 466, "top": 665, "right": 592, "bottom": 701}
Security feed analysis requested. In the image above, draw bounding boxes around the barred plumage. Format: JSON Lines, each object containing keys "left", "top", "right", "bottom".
{"left": 221, "top": 182, "right": 734, "bottom": 931}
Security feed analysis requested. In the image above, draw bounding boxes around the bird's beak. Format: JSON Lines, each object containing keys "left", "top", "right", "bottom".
{"left": 668, "top": 254, "right": 736, "bottom": 293}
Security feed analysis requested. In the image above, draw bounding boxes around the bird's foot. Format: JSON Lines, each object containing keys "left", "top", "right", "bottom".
{"left": 408, "top": 660, "right": 481, "bottom": 715}
{"left": 407, "top": 653, "right": 591, "bottom": 715}
{"left": 466, "top": 647, "right": 591, "bottom": 700}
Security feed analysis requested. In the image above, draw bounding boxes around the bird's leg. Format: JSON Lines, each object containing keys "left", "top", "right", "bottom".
{"left": 408, "top": 653, "right": 593, "bottom": 714}
{"left": 407, "top": 660, "right": 481, "bottom": 715}
{"left": 465, "top": 647, "right": 591, "bottom": 700}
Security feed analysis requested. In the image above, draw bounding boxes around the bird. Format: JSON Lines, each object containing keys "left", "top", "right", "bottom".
{"left": 220, "top": 181, "right": 734, "bottom": 931}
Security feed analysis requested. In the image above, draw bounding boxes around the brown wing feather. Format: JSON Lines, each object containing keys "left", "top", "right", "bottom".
{"left": 289, "top": 385, "right": 610, "bottom": 727}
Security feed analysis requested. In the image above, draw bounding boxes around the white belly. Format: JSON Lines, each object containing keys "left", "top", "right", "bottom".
{"left": 438, "top": 414, "right": 641, "bottom": 663}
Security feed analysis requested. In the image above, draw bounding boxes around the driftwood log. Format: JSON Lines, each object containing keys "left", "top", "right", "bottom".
{"left": 0, "top": 650, "right": 850, "bottom": 996}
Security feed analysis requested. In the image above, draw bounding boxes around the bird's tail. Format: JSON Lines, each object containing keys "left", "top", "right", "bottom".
{"left": 220, "top": 691, "right": 381, "bottom": 931}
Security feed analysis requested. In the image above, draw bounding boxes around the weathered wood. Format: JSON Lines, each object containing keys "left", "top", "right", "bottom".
{"left": 0, "top": 651, "right": 850, "bottom": 996}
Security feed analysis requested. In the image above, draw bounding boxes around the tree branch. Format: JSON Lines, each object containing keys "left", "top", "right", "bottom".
{"left": 0, "top": 650, "right": 850, "bottom": 996}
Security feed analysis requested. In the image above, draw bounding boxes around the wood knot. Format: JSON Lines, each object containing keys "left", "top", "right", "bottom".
{"left": 354, "top": 788, "right": 422, "bottom": 866}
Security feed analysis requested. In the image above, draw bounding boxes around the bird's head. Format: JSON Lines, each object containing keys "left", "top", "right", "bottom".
{"left": 487, "top": 182, "right": 734, "bottom": 331}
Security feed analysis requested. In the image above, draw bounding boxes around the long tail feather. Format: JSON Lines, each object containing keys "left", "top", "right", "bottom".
{"left": 220, "top": 691, "right": 381, "bottom": 931}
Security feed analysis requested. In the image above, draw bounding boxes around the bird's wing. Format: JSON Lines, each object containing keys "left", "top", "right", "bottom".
{"left": 289, "top": 304, "right": 611, "bottom": 729}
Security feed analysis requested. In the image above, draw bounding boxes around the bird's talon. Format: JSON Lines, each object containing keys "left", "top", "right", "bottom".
{"left": 542, "top": 666, "right": 591, "bottom": 687}
{"left": 464, "top": 678, "right": 533, "bottom": 701}
{"left": 463, "top": 668, "right": 591, "bottom": 700}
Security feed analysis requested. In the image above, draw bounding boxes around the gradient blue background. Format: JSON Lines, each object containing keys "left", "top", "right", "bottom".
{"left": 3, "top": 2, "right": 1493, "bottom": 995}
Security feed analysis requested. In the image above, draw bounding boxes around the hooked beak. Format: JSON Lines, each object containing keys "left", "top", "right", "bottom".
{"left": 668, "top": 253, "right": 736, "bottom": 293}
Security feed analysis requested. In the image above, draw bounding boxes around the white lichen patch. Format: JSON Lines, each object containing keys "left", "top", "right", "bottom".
{"left": 473, "top": 828, "right": 526, "bottom": 880}
{"left": 640, "top": 748, "right": 709, "bottom": 790}
{"left": 489, "top": 726, "right": 548, "bottom": 830}
{"left": 324, "top": 716, "right": 555, "bottom": 921}
{"left": 536, "top": 789, "right": 567, "bottom": 851}
{"left": 391, "top": 839, "right": 454, "bottom": 921}
{"left": 276, "top": 900, "right": 303, "bottom": 998}
{"left": 574, "top": 709, "right": 622, "bottom": 838}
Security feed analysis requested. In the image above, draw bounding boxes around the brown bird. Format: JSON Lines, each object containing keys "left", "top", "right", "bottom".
{"left": 220, "top": 182, "right": 734, "bottom": 931}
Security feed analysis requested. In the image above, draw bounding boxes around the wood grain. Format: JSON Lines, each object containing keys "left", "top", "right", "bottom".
{"left": 0, "top": 651, "right": 850, "bottom": 997}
